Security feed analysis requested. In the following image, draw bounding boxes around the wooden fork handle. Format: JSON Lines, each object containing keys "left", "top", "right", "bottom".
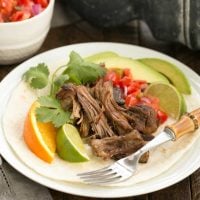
{"left": 166, "top": 108, "right": 200, "bottom": 140}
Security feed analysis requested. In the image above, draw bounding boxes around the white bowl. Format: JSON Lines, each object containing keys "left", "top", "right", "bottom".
{"left": 0, "top": 0, "right": 55, "bottom": 65}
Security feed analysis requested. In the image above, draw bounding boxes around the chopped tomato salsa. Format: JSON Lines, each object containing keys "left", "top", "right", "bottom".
{"left": 104, "top": 68, "right": 168, "bottom": 123}
{"left": 0, "top": 0, "right": 49, "bottom": 22}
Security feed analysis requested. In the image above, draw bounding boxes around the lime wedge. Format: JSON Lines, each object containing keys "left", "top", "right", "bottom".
{"left": 56, "top": 124, "right": 89, "bottom": 162}
{"left": 144, "top": 82, "right": 183, "bottom": 119}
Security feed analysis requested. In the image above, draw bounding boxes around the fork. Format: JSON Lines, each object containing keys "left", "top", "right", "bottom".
{"left": 78, "top": 108, "right": 200, "bottom": 185}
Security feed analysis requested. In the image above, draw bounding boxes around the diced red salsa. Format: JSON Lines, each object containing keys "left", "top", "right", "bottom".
{"left": 104, "top": 68, "right": 168, "bottom": 124}
{"left": 0, "top": 0, "right": 49, "bottom": 22}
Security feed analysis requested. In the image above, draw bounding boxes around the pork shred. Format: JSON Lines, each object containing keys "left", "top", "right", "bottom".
{"left": 76, "top": 85, "right": 115, "bottom": 138}
{"left": 127, "top": 105, "right": 159, "bottom": 134}
{"left": 57, "top": 83, "right": 115, "bottom": 138}
{"left": 56, "top": 79, "right": 159, "bottom": 162}
{"left": 56, "top": 83, "right": 81, "bottom": 120}
{"left": 90, "top": 130, "right": 149, "bottom": 163}
{"left": 93, "top": 80, "right": 132, "bottom": 135}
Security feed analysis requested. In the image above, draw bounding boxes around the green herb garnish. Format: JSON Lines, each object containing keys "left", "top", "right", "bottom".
{"left": 23, "top": 63, "right": 49, "bottom": 89}
{"left": 36, "top": 96, "right": 71, "bottom": 128}
{"left": 23, "top": 51, "right": 106, "bottom": 127}
{"left": 50, "top": 73, "right": 69, "bottom": 97}
{"left": 63, "top": 51, "right": 106, "bottom": 85}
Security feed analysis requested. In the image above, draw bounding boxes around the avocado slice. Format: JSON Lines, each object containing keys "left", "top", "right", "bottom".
{"left": 138, "top": 58, "right": 191, "bottom": 94}
{"left": 180, "top": 94, "right": 187, "bottom": 115}
{"left": 85, "top": 51, "right": 119, "bottom": 62}
{"left": 92, "top": 56, "right": 169, "bottom": 83}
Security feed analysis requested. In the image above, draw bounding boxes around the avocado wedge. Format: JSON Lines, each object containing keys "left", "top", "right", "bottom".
{"left": 91, "top": 56, "right": 169, "bottom": 83}
{"left": 138, "top": 58, "right": 191, "bottom": 94}
{"left": 85, "top": 51, "right": 119, "bottom": 62}
{"left": 180, "top": 94, "right": 187, "bottom": 115}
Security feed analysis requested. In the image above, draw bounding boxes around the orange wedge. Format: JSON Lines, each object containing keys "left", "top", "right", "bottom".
{"left": 23, "top": 102, "right": 57, "bottom": 163}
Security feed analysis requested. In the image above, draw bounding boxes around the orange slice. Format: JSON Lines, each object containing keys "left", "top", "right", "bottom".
{"left": 23, "top": 102, "right": 57, "bottom": 163}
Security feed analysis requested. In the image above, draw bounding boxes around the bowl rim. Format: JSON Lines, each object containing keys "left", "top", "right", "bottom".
{"left": 0, "top": 28, "right": 49, "bottom": 50}
{"left": 0, "top": 0, "right": 55, "bottom": 26}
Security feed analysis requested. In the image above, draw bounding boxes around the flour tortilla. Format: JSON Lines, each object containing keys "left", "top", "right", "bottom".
{"left": 3, "top": 80, "right": 200, "bottom": 187}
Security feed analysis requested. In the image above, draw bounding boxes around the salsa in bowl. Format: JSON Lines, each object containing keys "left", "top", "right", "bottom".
{"left": 0, "top": 0, "right": 49, "bottom": 22}
{"left": 0, "top": 0, "right": 54, "bottom": 65}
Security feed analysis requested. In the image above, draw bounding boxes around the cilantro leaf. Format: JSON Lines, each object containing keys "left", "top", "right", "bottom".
{"left": 51, "top": 74, "right": 69, "bottom": 97}
{"left": 23, "top": 63, "right": 49, "bottom": 89}
{"left": 35, "top": 96, "right": 71, "bottom": 127}
{"left": 63, "top": 51, "right": 106, "bottom": 85}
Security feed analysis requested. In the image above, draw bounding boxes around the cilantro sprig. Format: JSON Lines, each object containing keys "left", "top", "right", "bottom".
{"left": 63, "top": 51, "right": 106, "bottom": 85}
{"left": 49, "top": 64, "right": 69, "bottom": 97}
{"left": 36, "top": 96, "right": 72, "bottom": 128}
{"left": 23, "top": 51, "right": 106, "bottom": 127}
{"left": 23, "top": 63, "right": 49, "bottom": 89}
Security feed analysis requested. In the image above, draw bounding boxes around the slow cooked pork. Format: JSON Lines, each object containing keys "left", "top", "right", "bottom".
{"left": 90, "top": 130, "right": 149, "bottom": 163}
{"left": 93, "top": 80, "right": 132, "bottom": 135}
{"left": 127, "top": 105, "right": 159, "bottom": 134}
{"left": 56, "top": 79, "right": 159, "bottom": 163}
{"left": 56, "top": 83, "right": 81, "bottom": 120}
{"left": 76, "top": 85, "right": 115, "bottom": 138}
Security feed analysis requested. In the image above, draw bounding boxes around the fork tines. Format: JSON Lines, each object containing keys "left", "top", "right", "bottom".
{"left": 77, "top": 162, "right": 132, "bottom": 185}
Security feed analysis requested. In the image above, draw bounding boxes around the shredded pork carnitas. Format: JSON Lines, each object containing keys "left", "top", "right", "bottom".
{"left": 56, "top": 79, "right": 159, "bottom": 162}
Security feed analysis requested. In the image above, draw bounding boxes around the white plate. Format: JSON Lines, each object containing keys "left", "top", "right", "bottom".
{"left": 0, "top": 42, "right": 200, "bottom": 198}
